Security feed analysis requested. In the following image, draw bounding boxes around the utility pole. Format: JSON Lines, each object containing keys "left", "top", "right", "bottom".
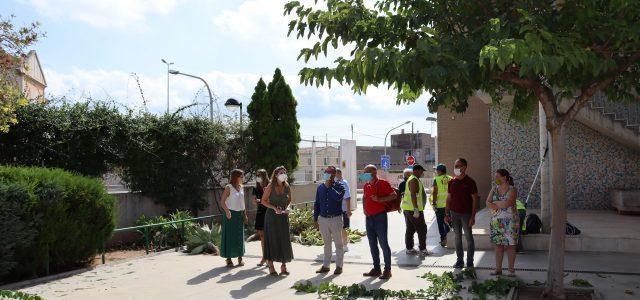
{"left": 410, "top": 122, "right": 414, "bottom": 156}
{"left": 161, "top": 59, "right": 173, "bottom": 114}
{"left": 311, "top": 136, "right": 317, "bottom": 182}
{"left": 351, "top": 124, "right": 354, "bottom": 140}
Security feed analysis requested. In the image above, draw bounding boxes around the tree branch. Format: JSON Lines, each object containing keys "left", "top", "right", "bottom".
{"left": 565, "top": 52, "right": 640, "bottom": 121}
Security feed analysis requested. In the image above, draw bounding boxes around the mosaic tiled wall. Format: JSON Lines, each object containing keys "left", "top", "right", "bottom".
{"left": 490, "top": 105, "right": 640, "bottom": 209}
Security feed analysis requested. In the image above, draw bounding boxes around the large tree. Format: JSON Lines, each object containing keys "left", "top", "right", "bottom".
{"left": 285, "top": 1, "right": 640, "bottom": 298}
{"left": 0, "top": 15, "right": 43, "bottom": 133}
{"left": 247, "top": 69, "right": 301, "bottom": 176}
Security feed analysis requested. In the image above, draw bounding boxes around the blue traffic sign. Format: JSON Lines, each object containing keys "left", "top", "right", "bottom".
{"left": 381, "top": 155, "right": 390, "bottom": 170}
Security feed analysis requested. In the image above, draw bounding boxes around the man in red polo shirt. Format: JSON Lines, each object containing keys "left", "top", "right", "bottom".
{"left": 361, "top": 164, "right": 397, "bottom": 280}
{"left": 445, "top": 158, "right": 478, "bottom": 269}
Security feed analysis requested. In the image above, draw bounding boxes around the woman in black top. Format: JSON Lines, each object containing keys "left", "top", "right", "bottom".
{"left": 253, "top": 169, "right": 269, "bottom": 266}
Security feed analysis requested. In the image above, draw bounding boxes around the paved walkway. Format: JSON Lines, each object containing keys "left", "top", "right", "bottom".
{"left": 13, "top": 210, "right": 640, "bottom": 299}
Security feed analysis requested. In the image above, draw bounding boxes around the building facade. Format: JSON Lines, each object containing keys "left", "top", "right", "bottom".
{"left": 16, "top": 50, "right": 47, "bottom": 100}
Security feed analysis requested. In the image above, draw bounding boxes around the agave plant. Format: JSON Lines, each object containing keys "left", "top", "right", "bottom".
{"left": 185, "top": 224, "right": 221, "bottom": 255}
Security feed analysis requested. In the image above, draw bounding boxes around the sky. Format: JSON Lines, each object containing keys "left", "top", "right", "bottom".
{"left": 2, "top": 0, "right": 437, "bottom": 146}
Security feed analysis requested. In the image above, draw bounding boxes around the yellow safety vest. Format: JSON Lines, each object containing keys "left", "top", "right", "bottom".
{"left": 401, "top": 175, "right": 425, "bottom": 211}
{"left": 434, "top": 175, "right": 452, "bottom": 208}
{"left": 516, "top": 199, "right": 525, "bottom": 211}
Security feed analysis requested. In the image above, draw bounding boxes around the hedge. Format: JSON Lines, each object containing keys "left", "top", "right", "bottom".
{"left": 0, "top": 166, "right": 116, "bottom": 282}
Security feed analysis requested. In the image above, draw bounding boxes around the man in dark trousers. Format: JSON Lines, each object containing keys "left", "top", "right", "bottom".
{"left": 361, "top": 164, "right": 397, "bottom": 280}
{"left": 445, "top": 158, "right": 478, "bottom": 269}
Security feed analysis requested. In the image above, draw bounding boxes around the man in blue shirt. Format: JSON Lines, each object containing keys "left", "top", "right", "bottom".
{"left": 314, "top": 165, "right": 346, "bottom": 275}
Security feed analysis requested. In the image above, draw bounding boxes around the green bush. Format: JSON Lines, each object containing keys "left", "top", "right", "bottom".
{"left": 0, "top": 290, "right": 44, "bottom": 300}
{"left": 133, "top": 210, "right": 196, "bottom": 251}
{"left": 0, "top": 166, "right": 116, "bottom": 282}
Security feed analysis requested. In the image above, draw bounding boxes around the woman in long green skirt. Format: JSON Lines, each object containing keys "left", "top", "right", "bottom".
{"left": 220, "top": 169, "right": 248, "bottom": 267}
{"left": 261, "top": 166, "right": 294, "bottom": 276}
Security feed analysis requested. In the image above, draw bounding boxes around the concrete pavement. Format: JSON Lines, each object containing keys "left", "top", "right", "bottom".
{"left": 12, "top": 209, "right": 640, "bottom": 299}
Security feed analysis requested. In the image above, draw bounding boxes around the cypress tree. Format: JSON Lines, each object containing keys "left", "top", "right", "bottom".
{"left": 247, "top": 69, "right": 300, "bottom": 177}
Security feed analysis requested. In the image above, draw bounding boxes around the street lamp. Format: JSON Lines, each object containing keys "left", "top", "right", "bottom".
{"left": 384, "top": 120, "right": 411, "bottom": 156}
{"left": 161, "top": 59, "right": 173, "bottom": 114}
{"left": 426, "top": 116, "right": 438, "bottom": 163}
{"left": 168, "top": 69, "right": 215, "bottom": 122}
{"left": 224, "top": 98, "right": 243, "bottom": 128}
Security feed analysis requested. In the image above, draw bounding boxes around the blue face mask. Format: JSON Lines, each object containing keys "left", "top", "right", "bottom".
{"left": 359, "top": 173, "right": 373, "bottom": 182}
{"left": 322, "top": 173, "right": 331, "bottom": 181}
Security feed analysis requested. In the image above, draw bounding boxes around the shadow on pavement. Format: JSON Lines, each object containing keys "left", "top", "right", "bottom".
{"left": 187, "top": 266, "right": 229, "bottom": 285}
{"left": 217, "top": 268, "right": 267, "bottom": 284}
{"left": 228, "top": 273, "right": 286, "bottom": 299}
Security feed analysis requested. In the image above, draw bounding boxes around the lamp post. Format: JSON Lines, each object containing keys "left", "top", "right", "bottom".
{"left": 168, "top": 69, "right": 215, "bottom": 122}
{"left": 161, "top": 59, "right": 173, "bottom": 114}
{"left": 224, "top": 97, "right": 243, "bottom": 128}
{"left": 426, "top": 116, "right": 438, "bottom": 163}
{"left": 225, "top": 98, "right": 243, "bottom": 144}
{"left": 384, "top": 120, "right": 411, "bottom": 156}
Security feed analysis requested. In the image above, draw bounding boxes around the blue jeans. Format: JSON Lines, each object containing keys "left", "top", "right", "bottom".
{"left": 366, "top": 213, "right": 392, "bottom": 272}
{"left": 435, "top": 208, "right": 450, "bottom": 239}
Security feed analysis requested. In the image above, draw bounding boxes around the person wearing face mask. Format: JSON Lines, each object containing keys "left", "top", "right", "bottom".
{"left": 220, "top": 169, "right": 249, "bottom": 268}
{"left": 397, "top": 168, "right": 413, "bottom": 200}
{"left": 335, "top": 168, "right": 353, "bottom": 253}
{"left": 431, "top": 164, "right": 452, "bottom": 247}
{"left": 361, "top": 164, "right": 398, "bottom": 280}
{"left": 402, "top": 165, "right": 429, "bottom": 256}
{"left": 445, "top": 158, "right": 478, "bottom": 269}
{"left": 486, "top": 169, "right": 519, "bottom": 277}
{"left": 252, "top": 169, "right": 270, "bottom": 266}
{"left": 313, "top": 166, "right": 346, "bottom": 275}
{"left": 261, "top": 166, "right": 294, "bottom": 276}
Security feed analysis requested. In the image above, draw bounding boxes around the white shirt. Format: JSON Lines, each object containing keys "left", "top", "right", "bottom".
{"left": 340, "top": 178, "right": 352, "bottom": 212}
{"left": 225, "top": 184, "right": 246, "bottom": 211}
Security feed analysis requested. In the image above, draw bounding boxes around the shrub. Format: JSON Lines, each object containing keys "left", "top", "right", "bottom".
{"left": 186, "top": 224, "right": 221, "bottom": 255}
{"left": 0, "top": 166, "right": 116, "bottom": 282}
{"left": 133, "top": 210, "right": 196, "bottom": 251}
{"left": 0, "top": 182, "right": 37, "bottom": 278}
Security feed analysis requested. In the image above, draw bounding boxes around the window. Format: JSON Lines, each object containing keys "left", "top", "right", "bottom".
{"left": 307, "top": 158, "right": 311, "bottom": 165}
{"left": 323, "top": 157, "right": 329, "bottom": 165}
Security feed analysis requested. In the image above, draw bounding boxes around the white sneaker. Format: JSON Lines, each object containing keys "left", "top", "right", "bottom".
{"left": 405, "top": 248, "right": 418, "bottom": 255}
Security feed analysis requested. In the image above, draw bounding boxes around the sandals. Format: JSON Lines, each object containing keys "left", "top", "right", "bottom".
{"left": 225, "top": 259, "right": 234, "bottom": 268}
{"left": 257, "top": 259, "right": 267, "bottom": 267}
{"left": 268, "top": 265, "right": 278, "bottom": 276}
{"left": 507, "top": 269, "right": 516, "bottom": 277}
{"left": 490, "top": 270, "right": 503, "bottom": 276}
{"left": 236, "top": 257, "right": 245, "bottom": 267}
{"left": 280, "top": 265, "right": 290, "bottom": 276}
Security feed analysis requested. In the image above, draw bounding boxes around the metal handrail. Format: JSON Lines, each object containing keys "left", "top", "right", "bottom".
{"left": 100, "top": 200, "right": 316, "bottom": 264}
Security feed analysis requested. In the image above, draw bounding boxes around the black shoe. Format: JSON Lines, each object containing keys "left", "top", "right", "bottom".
{"left": 466, "top": 262, "right": 474, "bottom": 268}
{"left": 453, "top": 261, "right": 464, "bottom": 269}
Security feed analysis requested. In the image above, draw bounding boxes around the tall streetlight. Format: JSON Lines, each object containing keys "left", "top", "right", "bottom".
{"left": 384, "top": 120, "right": 411, "bottom": 156}
{"left": 224, "top": 97, "right": 243, "bottom": 127}
{"left": 161, "top": 59, "right": 173, "bottom": 114}
{"left": 168, "top": 69, "right": 215, "bottom": 121}
{"left": 426, "top": 116, "right": 438, "bottom": 163}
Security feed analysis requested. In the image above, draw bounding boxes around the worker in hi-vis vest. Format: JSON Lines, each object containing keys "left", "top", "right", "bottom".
{"left": 431, "top": 164, "right": 452, "bottom": 247}
{"left": 516, "top": 198, "right": 526, "bottom": 252}
{"left": 401, "top": 164, "right": 429, "bottom": 256}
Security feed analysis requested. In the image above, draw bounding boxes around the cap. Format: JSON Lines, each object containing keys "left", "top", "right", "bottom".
{"left": 412, "top": 164, "right": 425, "bottom": 171}
{"left": 436, "top": 164, "right": 447, "bottom": 173}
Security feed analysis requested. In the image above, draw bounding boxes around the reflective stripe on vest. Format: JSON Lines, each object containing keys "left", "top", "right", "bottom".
{"left": 401, "top": 175, "right": 424, "bottom": 211}
{"left": 434, "top": 175, "right": 452, "bottom": 208}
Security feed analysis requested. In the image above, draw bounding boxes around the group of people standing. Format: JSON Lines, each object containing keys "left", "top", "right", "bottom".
{"left": 219, "top": 166, "right": 294, "bottom": 276}
{"left": 217, "top": 157, "right": 524, "bottom": 279}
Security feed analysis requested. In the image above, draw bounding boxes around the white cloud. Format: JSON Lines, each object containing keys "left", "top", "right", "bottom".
{"left": 22, "top": 0, "right": 184, "bottom": 29}
{"left": 43, "top": 67, "right": 433, "bottom": 146}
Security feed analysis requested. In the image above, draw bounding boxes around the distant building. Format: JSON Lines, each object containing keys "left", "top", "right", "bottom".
{"left": 357, "top": 130, "right": 436, "bottom": 170}
{"left": 293, "top": 145, "right": 340, "bottom": 182}
{"left": 15, "top": 50, "right": 47, "bottom": 100}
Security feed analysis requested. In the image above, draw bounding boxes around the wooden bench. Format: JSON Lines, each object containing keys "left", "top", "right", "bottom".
{"left": 611, "top": 190, "right": 640, "bottom": 214}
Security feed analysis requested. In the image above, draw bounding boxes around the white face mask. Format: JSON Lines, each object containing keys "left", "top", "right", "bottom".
{"left": 454, "top": 168, "right": 462, "bottom": 176}
{"left": 256, "top": 177, "right": 263, "bottom": 183}
{"left": 277, "top": 173, "right": 287, "bottom": 183}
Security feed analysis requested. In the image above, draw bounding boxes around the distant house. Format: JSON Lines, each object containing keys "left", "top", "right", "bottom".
{"left": 16, "top": 50, "right": 47, "bottom": 100}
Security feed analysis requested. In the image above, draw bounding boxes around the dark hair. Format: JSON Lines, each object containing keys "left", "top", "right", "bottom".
{"left": 256, "top": 169, "right": 269, "bottom": 189}
{"left": 230, "top": 169, "right": 244, "bottom": 189}
{"left": 412, "top": 164, "right": 425, "bottom": 171}
{"left": 270, "top": 166, "right": 289, "bottom": 187}
{"left": 457, "top": 158, "right": 468, "bottom": 166}
{"left": 496, "top": 169, "right": 514, "bottom": 186}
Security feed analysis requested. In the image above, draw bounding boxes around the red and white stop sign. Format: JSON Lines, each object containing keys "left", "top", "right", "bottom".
{"left": 407, "top": 155, "right": 415, "bottom": 166}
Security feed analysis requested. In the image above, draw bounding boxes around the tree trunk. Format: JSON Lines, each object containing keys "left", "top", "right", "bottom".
{"left": 539, "top": 103, "right": 552, "bottom": 233}
{"left": 545, "top": 124, "right": 567, "bottom": 299}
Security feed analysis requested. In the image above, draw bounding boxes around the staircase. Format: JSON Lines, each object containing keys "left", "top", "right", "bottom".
{"left": 571, "top": 92, "right": 640, "bottom": 151}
